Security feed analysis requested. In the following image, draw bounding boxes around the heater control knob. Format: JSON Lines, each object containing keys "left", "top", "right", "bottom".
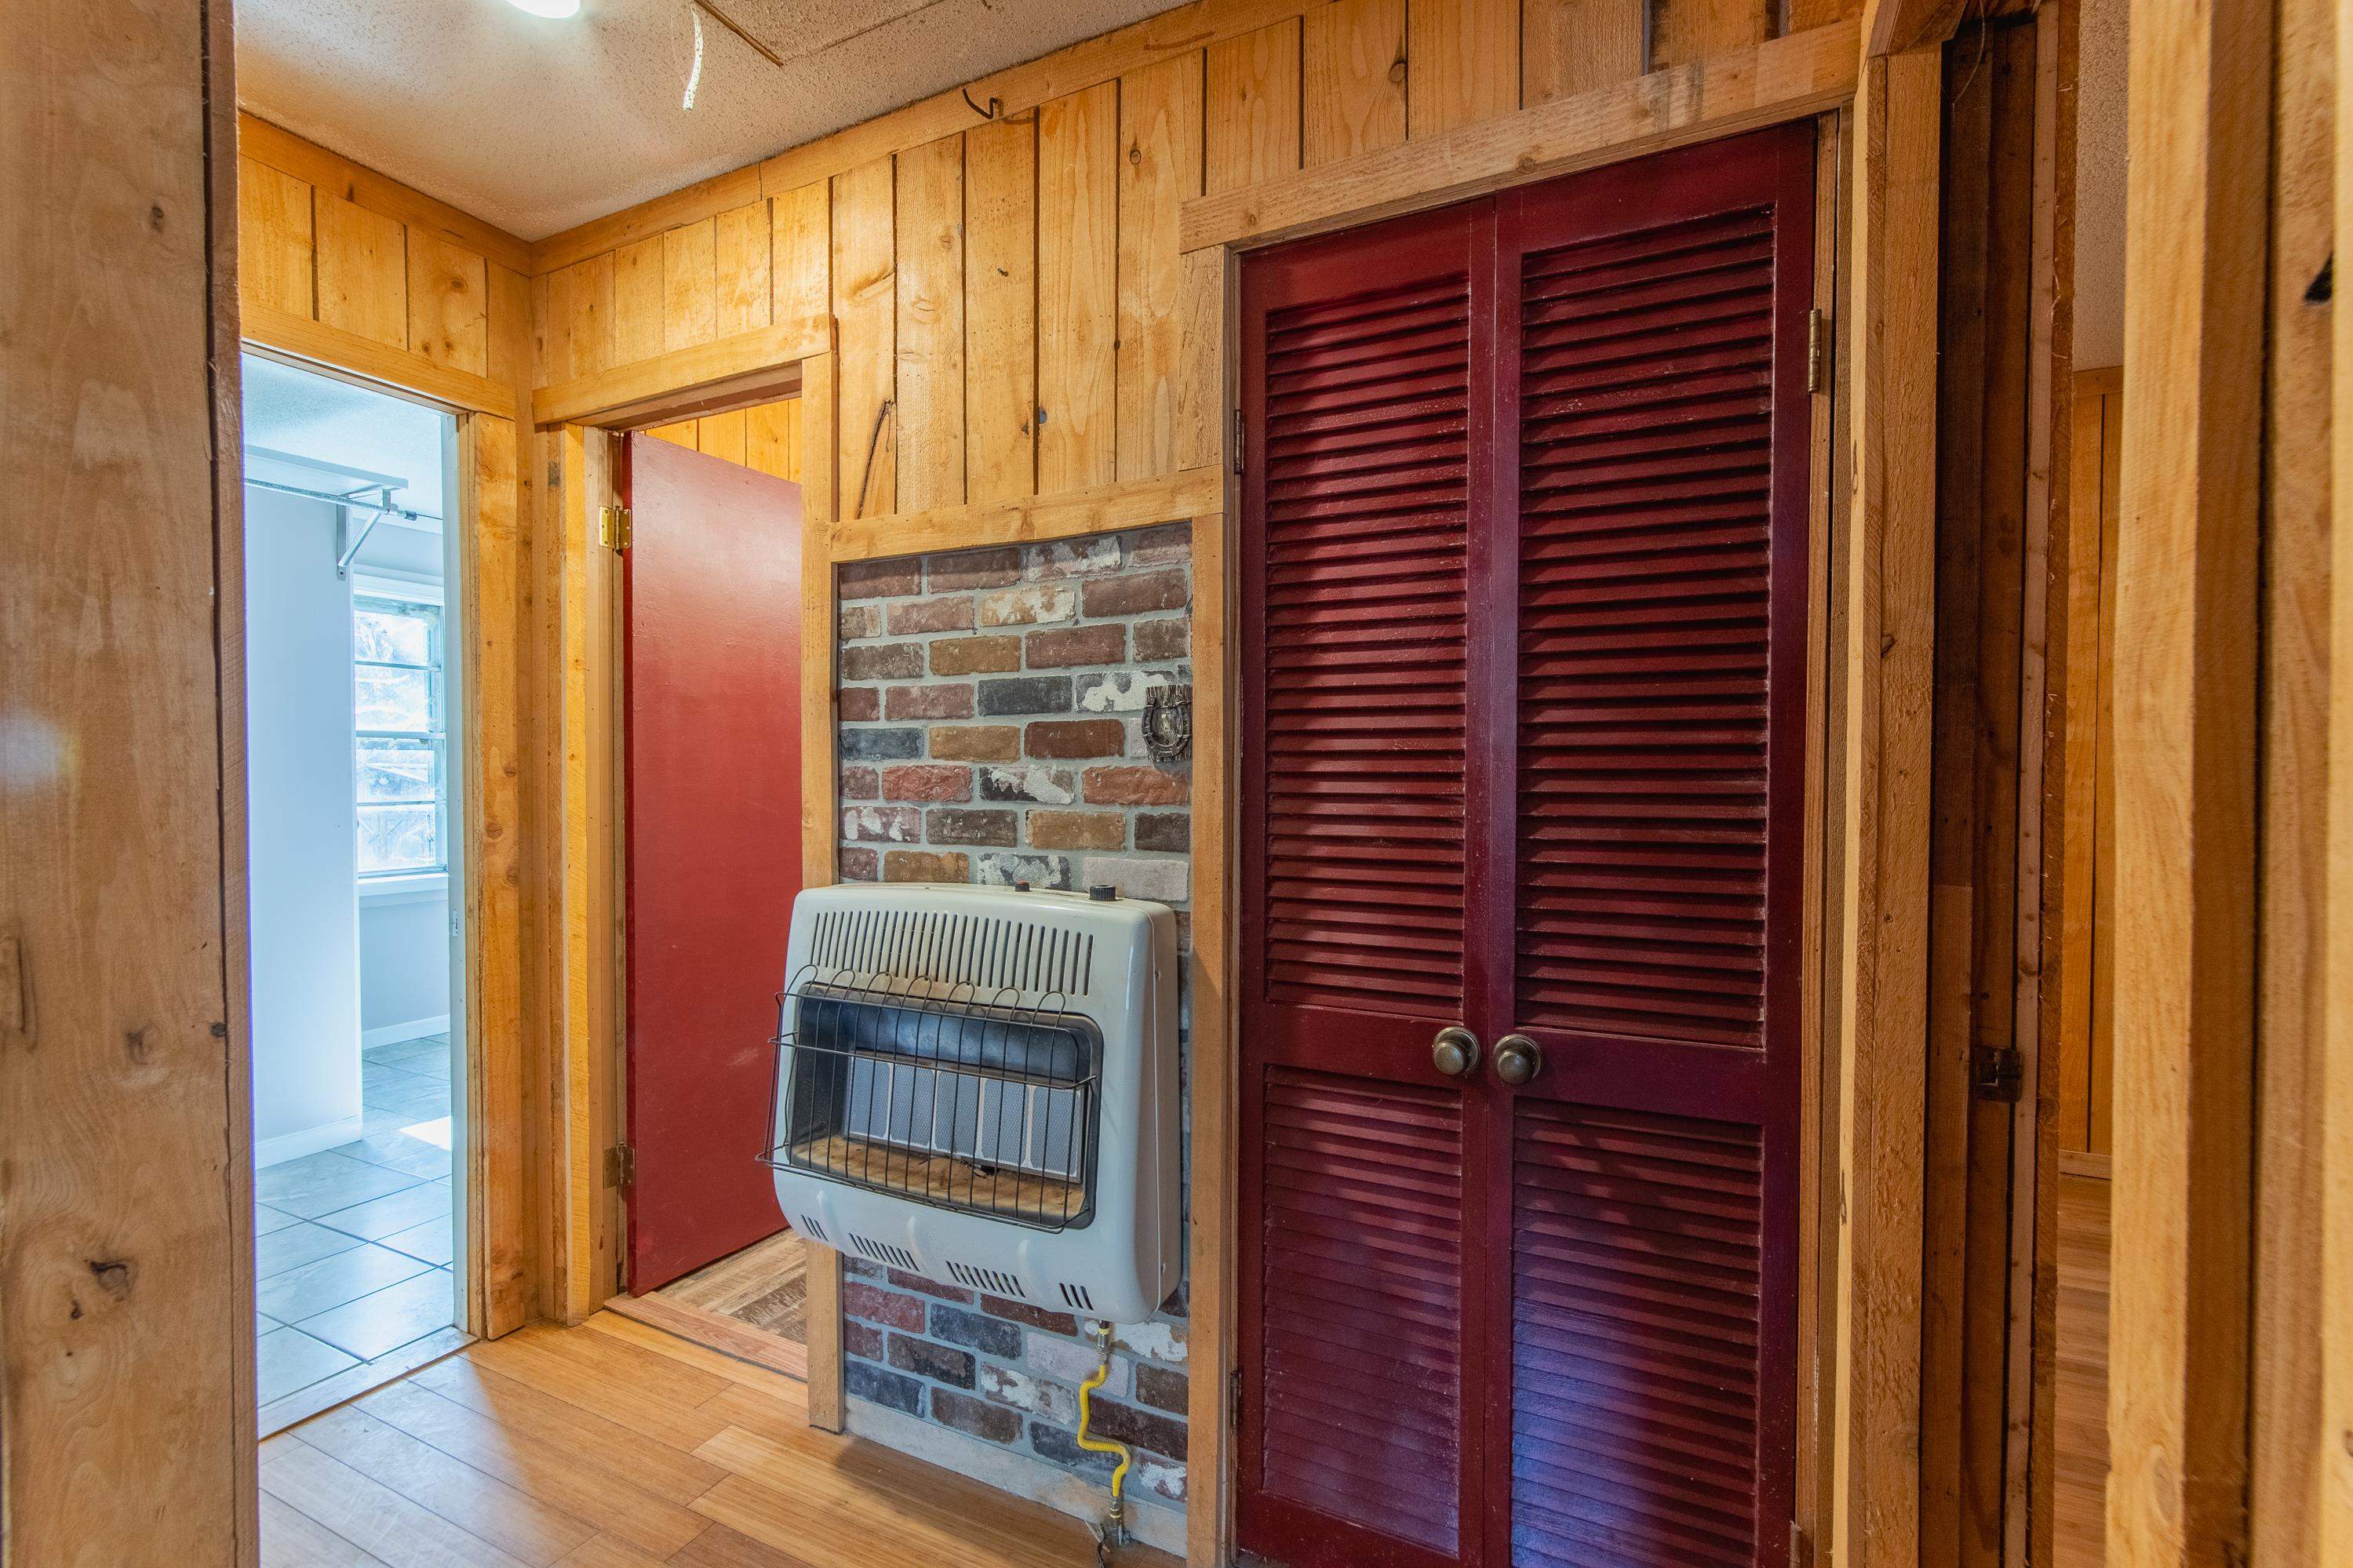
{"left": 1431, "top": 1026, "right": 1481, "bottom": 1079}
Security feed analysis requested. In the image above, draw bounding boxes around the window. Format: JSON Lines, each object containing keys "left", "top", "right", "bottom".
{"left": 353, "top": 594, "right": 446, "bottom": 876}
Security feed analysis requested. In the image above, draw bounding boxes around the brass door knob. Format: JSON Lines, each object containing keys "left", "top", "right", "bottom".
{"left": 1494, "top": 1034, "right": 1543, "bottom": 1086}
{"left": 1431, "top": 1026, "right": 1481, "bottom": 1078}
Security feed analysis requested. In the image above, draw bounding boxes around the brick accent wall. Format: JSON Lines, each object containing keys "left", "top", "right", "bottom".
{"left": 833, "top": 522, "right": 1194, "bottom": 1508}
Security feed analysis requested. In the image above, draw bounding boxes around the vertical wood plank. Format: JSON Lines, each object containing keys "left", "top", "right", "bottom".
{"left": 559, "top": 254, "right": 616, "bottom": 380}
{"left": 239, "top": 157, "right": 315, "bottom": 317}
{"left": 1522, "top": 0, "right": 1645, "bottom": 105}
{"left": 714, "top": 199, "right": 771, "bottom": 338}
{"left": 1404, "top": 0, "right": 1519, "bottom": 137}
{"left": 2249, "top": 0, "right": 2337, "bottom": 1552}
{"left": 1206, "top": 19, "right": 1303, "bottom": 195}
{"left": 696, "top": 409, "right": 749, "bottom": 467}
{"left": 486, "top": 262, "right": 532, "bottom": 391}
{"left": 2323, "top": 9, "right": 2353, "bottom": 1550}
{"left": 1175, "top": 249, "right": 1226, "bottom": 474}
{"left": 1116, "top": 52, "right": 1204, "bottom": 482}
{"left": 1038, "top": 83, "right": 1120, "bottom": 493}
{"left": 966, "top": 114, "right": 1038, "bottom": 505}
{"left": 614, "top": 238, "right": 666, "bottom": 366}
{"left": 1834, "top": 45, "right": 1940, "bottom": 1568}
{"left": 406, "top": 231, "right": 490, "bottom": 376}
{"left": 2107, "top": 0, "right": 2272, "bottom": 1552}
{"left": 746, "top": 398, "right": 803, "bottom": 482}
{"left": 769, "top": 180, "right": 831, "bottom": 329}
{"left": 314, "top": 191, "right": 407, "bottom": 347}
{"left": 894, "top": 134, "right": 966, "bottom": 514}
{"left": 663, "top": 216, "right": 718, "bottom": 351}
{"left": 798, "top": 350, "right": 843, "bottom": 1433}
{"left": 2, "top": 0, "right": 253, "bottom": 1554}
{"left": 2056, "top": 379, "right": 2108, "bottom": 1154}
{"left": 463, "top": 414, "right": 530, "bottom": 1336}
{"left": 2090, "top": 388, "right": 2120, "bottom": 1158}
{"left": 1303, "top": 0, "right": 1407, "bottom": 166}
{"left": 1182, "top": 510, "right": 1235, "bottom": 1568}
{"left": 832, "top": 158, "right": 897, "bottom": 518}
{"left": 646, "top": 421, "right": 699, "bottom": 450}
{"left": 1652, "top": 0, "right": 1772, "bottom": 70}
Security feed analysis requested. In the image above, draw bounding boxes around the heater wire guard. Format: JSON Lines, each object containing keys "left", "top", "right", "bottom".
{"left": 761, "top": 962, "right": 1104, "bottom": 1232}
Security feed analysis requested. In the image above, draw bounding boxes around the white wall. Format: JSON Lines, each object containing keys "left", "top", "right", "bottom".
{"left": 360, "top": 889, "right": 450, "bottom": 1044}
{"left": 245, "top": 485, "right": 363, "bottom": 1166}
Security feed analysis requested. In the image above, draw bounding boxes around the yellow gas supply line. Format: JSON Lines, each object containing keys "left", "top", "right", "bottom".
{"left": 1076, "top": 1320, "right": 1132, "bottom": 1563}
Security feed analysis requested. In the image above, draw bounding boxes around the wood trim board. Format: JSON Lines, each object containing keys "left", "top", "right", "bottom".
{"left": 1180, "top": 21, "right": 1861, "bottom": 252}
{"left": 245, "top": 300, "right": 520, "bottom": 419}
{"left": 533, "top": 315, "right": 829, "bottom": 429}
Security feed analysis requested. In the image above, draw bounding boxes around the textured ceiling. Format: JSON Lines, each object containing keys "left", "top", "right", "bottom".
{"left": 2074, "top": 0, "right": 2125, "bottom": 371}
{"left": 235, "top": 0, "right": 1174, "bottom": 241}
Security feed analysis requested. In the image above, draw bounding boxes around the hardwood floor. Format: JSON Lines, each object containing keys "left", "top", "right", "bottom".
{"left": 2056, "top": 1170, "right": 2111, "bottom": 1568}
{"left": 261, "top": 1311, "right": 1169, "bottom": 1567}
{"left": 602, "top": 1232, "right": 813, "bottom": 1381}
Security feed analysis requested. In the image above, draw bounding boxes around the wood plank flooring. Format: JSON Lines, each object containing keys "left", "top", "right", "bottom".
{"left": 658, "top": 1231, "right": 809, "bottom": 1344}
{"left": 2056, "top": 1170, "right": 2111, "bottom": 1568}
{"left": 262, "top": 1311, "right": 1172, "bottom": 1567}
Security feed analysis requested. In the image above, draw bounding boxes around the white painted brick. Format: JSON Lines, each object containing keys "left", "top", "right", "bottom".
{"left": 1087, "top": 857, "right": 1190, "bottom": 906}
{"left": 980, "top": 765, "right": 1076, "bottom": 805}
{"left": 978, "top": 584, "right": 1076, "bottom": 627}
{"left": 1027, "top": 1332, "right": 1127, "bottom": 1396}
{"left": 1026, "top": 537, "right": 1124, "bottom": 580}
{"left": 842, "top": 806, "right": 920, "bottom": 842}
{"left": 1114, "top": 1319, "right": 1189, "bottom": 1366}
{"left": 1076, "top": 670, "right": 1175, "bottom": 714}
{"left": 979, "top": 1362, "right": 1080, "bottom": 1425}
{"left": 1131, "top": 1452, "right": 1188, "bottom": 1504}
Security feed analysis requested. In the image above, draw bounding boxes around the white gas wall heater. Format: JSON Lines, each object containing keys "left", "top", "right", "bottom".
{"left": 763, "top": 882, "right": 1182, "bottom": 1326}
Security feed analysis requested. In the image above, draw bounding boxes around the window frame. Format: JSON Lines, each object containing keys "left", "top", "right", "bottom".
{"left": 351, "top": 588, "right": 449, "bottom": 880}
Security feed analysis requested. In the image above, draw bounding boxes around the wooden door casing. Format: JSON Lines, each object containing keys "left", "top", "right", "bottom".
{"left": 623, "top": 433, "right": 806, "bottom": 1293}
{"left": 1237, "top": 126, "right": 1816, "bottom": 1568}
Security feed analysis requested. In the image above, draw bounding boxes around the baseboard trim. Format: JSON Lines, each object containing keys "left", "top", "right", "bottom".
{"left": 845, "top": 1395, "right": 1184, "bottom": 1555}
{"left": 255, "top": 1116, "right": 364, "bottom": 1169}
{"left": 362, "top": 1014, "right": 451, "bottom": 1050}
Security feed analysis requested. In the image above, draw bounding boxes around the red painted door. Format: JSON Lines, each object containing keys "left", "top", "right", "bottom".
{"left": 1237, "top": 126, "right": 1815, "bottom": 1568}
{"left": 624, "top": 433, "right": 803, "bottom": 1293}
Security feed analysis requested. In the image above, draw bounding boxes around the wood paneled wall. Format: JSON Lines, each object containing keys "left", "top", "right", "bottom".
{"left": 531, "top": 0, "right": 1867, "bottom": 522}
{"left": 239, "top": 114, "right": 533, "bottom": 397}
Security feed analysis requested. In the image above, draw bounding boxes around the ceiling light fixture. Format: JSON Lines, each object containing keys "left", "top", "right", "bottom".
{"left": 506, "top": 0, "right": 581, "bottom": 17}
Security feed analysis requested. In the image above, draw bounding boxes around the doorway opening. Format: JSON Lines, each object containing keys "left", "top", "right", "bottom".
{"left": 242, "top": 353, "right": 472, "bottom": 1432}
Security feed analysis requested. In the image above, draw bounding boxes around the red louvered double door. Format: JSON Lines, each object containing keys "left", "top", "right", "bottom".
{"left": 1236, "top": 126, "right": 1816, "bottom": 1568}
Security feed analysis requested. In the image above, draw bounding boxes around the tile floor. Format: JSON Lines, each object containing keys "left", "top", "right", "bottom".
{"left": 253, "top": 1033, "right": 458, "bottom": 1410}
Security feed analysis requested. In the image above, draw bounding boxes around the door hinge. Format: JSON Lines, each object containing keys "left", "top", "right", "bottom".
{"left": 599, "top": 504, "right": 633, "bottom": 551}
{"left": 1790, "top": 1520, "right": 1809, "bottom": 1568}
{"left": 1807, "top": 309, "right": 1830, "bottom": 394}
{"left": 1229, "top": 1368, "right": 1244, "bottom": 1431}
{"left": 1232, "top": 409, "right": 1245, "bottom": 476}
{"left": 604, "top": 1143, "right": 636, "bottom": 1188}
{"left": 1972, "top": 1044, "right": 2026, "bottom": 1103}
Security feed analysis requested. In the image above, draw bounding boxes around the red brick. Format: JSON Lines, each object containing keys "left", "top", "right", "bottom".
{"left": 838, "top": 686, "right": 881, "bottom": 722}
{"left": 1134, "top": 812, "right": 1189, "bottom": 852}
{"left": 978, "top": 1295, "right": 1080, "bottom": 1336}
{"left": 929, "top": 635, "right": 1024, "bottom": 675}
{"left": 1132, "top": 617, "right": 1189, "bottom": 661}
{"left": 843, "top": 1319, "right": 884, "bottom": 1359}
{"left": 977, "top": 584, "right": 1076, "bottom": 627}
{"left": 838, "top": 603, "right": 883, "bottom": 639}
{"left": 1127, "top": 522, "right": 1193, "bottom": 566}
{"left": 888, "top": 1268, "right": 975, "bottom": 1303}
{"left": 1088, "top": 1397, "right": 1188, "bottom": 1461}
{"left": 1083, "top": 766, "right": 1189, "bottom": 806}
{"left": 1026, "top": 809, "right": 1127, "bottom": 850}
{"left": 929, "top": 724, "right": 1021, "bottom": 762}
{"left": 927, "top": 547, "right": 1022, "bottom": 591}
{"left": 884, "top": 849, "right": 971, "bottom": 882}
{"left": 1082, "top": 569, "right": 1189, "bottom": 618}
{"left": 1134, "top": 1363, "right": 1189, "bottom": 1414}
{"left": 838, "top": 846, "right": 880, "bottom": 881}
{"left": 1025, "top": 718, "right": 1127, "bottom": 759}
{"left": 843, "top": 642, "right": 924, "bottom": 681}
{"left": 840, "top": 558, "right": 921, "bottom": 598}
{"left": 841, "top": 766, "right": 880, "bottom": 801}
{"left": 843, "top": 1282, "right": 925, "bottom": 1330}
{"left": 1024, "top": 624, "right": 1127, "bottom": 668}
{"left": 926, "top": 808, "right": 1018, "bottom": 847}
{"left": 880, "top": 764, "right": 973, "bottom": 802}
{"left": 885, "top": 683, "right": 975, "bottom": 720}
{"left": 929, "top": 1388, "right": 1021, "bottom": 1444}
{"left": 887, "top": 595, "right": 975, "bottom": 635}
